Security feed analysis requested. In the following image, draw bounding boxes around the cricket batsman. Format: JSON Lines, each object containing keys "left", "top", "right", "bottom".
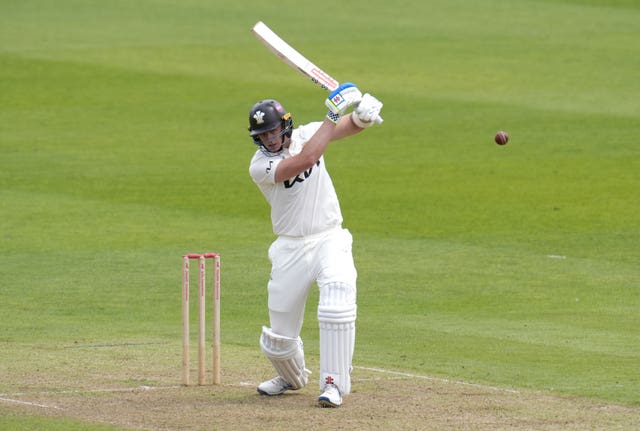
{"left": 247, "top": 83, "right": 383, "bottom": 407}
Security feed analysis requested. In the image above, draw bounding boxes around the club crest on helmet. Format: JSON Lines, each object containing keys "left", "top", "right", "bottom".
{"left": 253, "top": 110, "right": 266, "bottom": 125}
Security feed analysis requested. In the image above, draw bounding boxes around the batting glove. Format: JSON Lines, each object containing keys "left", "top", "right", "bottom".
{"left": 351, "top": 93, "right": 383, "bottom": 128}
{"left": 325, "top": 82, "right": 362, "bottom": 123}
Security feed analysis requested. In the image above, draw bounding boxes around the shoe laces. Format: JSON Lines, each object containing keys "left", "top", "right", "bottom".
{"left": 272, "top": 376, "right": 289, "bottom": 387}
{"left": 323, "top": 383, "right": 339, "bottom": 395}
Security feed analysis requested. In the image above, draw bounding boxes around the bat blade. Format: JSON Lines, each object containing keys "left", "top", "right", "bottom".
{"left": 252, "top": 21, "right": 339, "bottom": 92}
{"left": 252, "top": 21, "right": 383, "bottom": 124}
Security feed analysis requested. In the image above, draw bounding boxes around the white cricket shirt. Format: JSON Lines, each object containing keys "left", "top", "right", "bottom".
{"left": 249, "top": 122, "right": 343, "bottom": 237}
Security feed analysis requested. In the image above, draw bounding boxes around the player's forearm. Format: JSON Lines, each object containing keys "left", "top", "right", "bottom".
{"left": 330, "top": 114, "right": 364, "bottom": 141}
{"left": 273, "top": 119, "right": 335, "bottom": 183}
{"left": 296, "top": 119, "right": 335, "bottom": 162}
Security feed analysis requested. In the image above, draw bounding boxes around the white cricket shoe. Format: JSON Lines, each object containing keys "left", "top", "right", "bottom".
{"left": 257, "top": 376, "right": 293, "bottom": 396}
{"left": 318, "top": 384, "right": 342, "bottom": 407}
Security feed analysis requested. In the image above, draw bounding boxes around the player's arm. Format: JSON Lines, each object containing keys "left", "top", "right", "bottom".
{"left": 330, "top": 115, "right": 363, "bottom": 141}
{"left": 274, "top": 119, "right": 336, "bottom": 183}
{"left": 273, "top": 83, "right": 362, "bottom": 183}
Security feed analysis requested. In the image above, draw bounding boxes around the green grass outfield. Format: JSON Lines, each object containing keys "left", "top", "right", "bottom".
{"left": 1, "top": 0, "right": 639, "bottom": 428}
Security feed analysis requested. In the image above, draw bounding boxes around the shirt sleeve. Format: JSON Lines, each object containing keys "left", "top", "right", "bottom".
{"left": 249, "top": 153, "right": 282, "bottom": 186}
{"left": 293, "top": 122, "right": 322, "bottom": 146}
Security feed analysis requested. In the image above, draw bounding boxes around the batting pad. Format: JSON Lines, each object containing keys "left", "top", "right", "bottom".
{"left": 318, "top": 282, "right": 357, "bottom": 395}
{"left": 260, "top": 326, "right": 310, "bottom": 389}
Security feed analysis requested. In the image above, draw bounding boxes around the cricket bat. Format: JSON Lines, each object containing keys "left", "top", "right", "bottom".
{"left": 252, "top": 21, "right": 340, "bottom": 91}
{"left": 252, "top": 21, "right": 382, "bottom": 123}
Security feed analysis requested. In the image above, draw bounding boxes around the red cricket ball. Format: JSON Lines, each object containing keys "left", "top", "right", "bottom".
{"left": 495, "top": 131, "right": 509, "bottom": 145}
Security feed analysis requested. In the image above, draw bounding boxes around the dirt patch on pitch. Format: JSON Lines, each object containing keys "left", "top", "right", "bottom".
{"left": 1, "top": 343, "right": 638, "bottom": 430}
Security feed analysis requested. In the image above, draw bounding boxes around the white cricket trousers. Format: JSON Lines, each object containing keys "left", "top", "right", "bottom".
{"left": 267, "top": 226, "right": 357, "bottom": 339}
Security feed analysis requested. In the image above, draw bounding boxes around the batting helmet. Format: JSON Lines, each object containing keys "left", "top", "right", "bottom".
{"left": 248, "top": 99, "right": 293, "bottom": 147}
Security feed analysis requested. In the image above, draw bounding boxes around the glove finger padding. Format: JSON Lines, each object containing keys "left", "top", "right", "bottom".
{"left": 325, "top": 83, "right": 363, "bottom": 115}
{"left": 352, "top": 93, "right": 383, "bottom": 128}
